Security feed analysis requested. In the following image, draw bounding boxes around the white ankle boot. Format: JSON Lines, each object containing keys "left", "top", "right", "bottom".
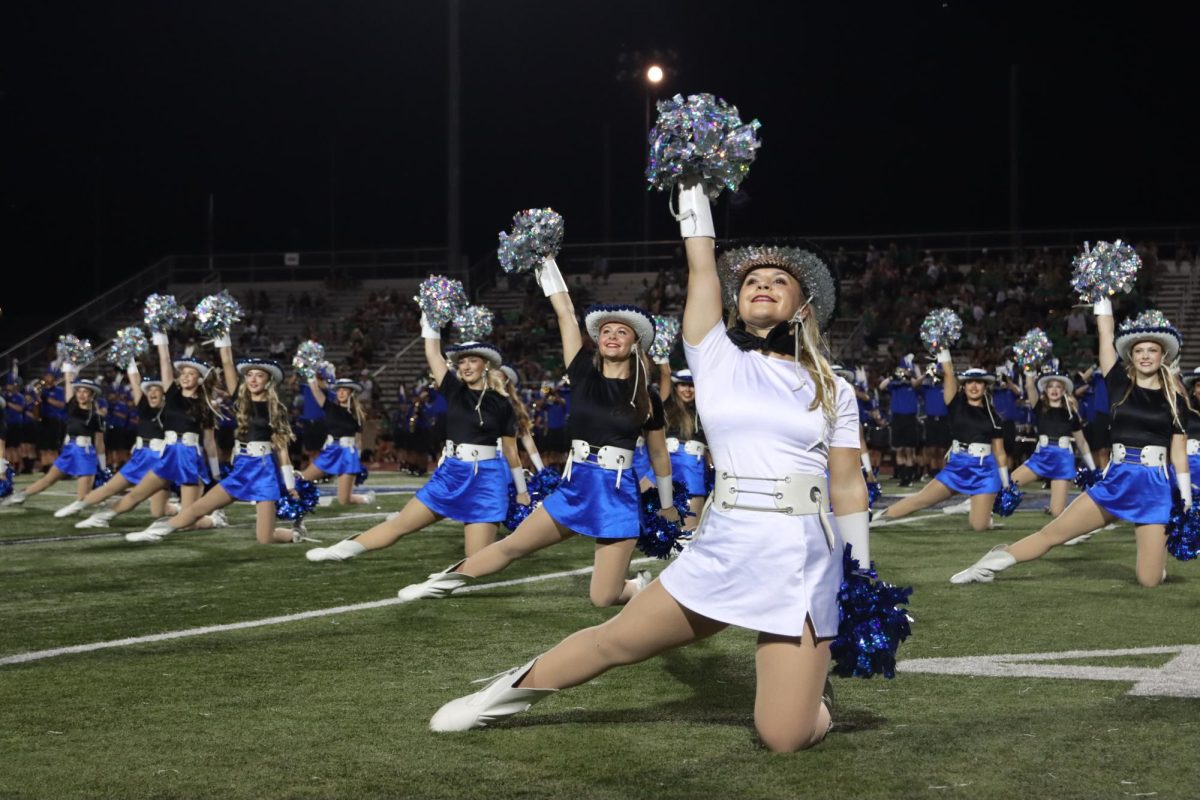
{"left": 305, "top": 539, "right": 366, "bottom": 562}
{"left": 397, "top": 562, "right": 473, "bottom": 601}
{"left": 76, "top": 508, "right": 117, "bottom": 529}
{"left": 429, "top": 659, "right": 556, "bottom": 732}
{"left": 53, "top": 500, "right": 90, "bottom": 518}
{"left": 950, "top": 545, "right": 1016, "bottom": 584}
{"left": 1, "top": 490, "right": 27, "bottom": 507}
{"left": 125, "top": 518, "right": 175, "bottom": 543}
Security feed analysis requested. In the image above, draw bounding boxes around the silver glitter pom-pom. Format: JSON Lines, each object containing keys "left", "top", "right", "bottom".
{"left": 57, "top": 334, "right": 95, "bottom": 369}
{"left": 497, "top": 209, "right": 564, "bottom": 275}
{"left": 646, "top": 92, "right": 762, "bottom": 199}
{"left": 414, "top": 275, "right": 468, "bottom": 329}
{"left": 452, "top": 305, "right": 494, "bottom": 342}
{"left": 106, "top": 327, "right": 149, "bottom": 370}
{"left": 193, "top": 291, "right": 244, "bottom": 339}
{"left": 919, "top": 308, "right": 963, "bottom": 353}
{"left": 1012, "top": 327, "right": 1053, "bottom": 370}
{"left": 144, "top": 293, "right": 188, "bottom": 334}
{"left": 293, "top": 340, "right": 326, "bottom": 381}
{"left": 648, "top": 315, "right": 681, "bottom": 362}
{"left": 1122, "top": 309, "right": 1172, "bottom": 330}
{"left": 1071, "top": 240, "right": 1140, "bottom": 303}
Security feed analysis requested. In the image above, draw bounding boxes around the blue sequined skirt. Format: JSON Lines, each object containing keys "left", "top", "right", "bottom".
{"left": 1022, "top": 445, "right": 1076, "bottom": 481}
{"left": 541, "top": 458, "right": 640, "bottom": 539}
{"left": 1188, "top": 455, "right": 1200, "bottom": 485}
{"left": 1087, "top": 459, "right": 1173, "bottom": 525}
{"left": 119, "top": 446, "right": 160, "bottom": 484}
{"left": 670, "top": 448, "right": 708, "bottom": 497}
{"left": 154, "top": 441, "right": 206, "bottom": 486}
{"left": 222, "top": 452, "right": 284, "bottom": 502}
{"left": 416, "top": 456, "right": 508, "bottom": 524}
{"left": 53, "top": 441, "right": 97, "bottom": 478}
{"left": 313, "top": 442, "right": 362, "bottom": 475}
{"left": 935, "top": 452, "right": 1001, "bottom": 495}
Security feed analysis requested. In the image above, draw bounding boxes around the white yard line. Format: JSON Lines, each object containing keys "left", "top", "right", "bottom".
{"left": 0, "top": 557, "right": 657, "bottom": 666}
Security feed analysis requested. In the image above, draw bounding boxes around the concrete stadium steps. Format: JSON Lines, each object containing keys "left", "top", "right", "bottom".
{"left": 1149, "top": 261, "right": 1200, "bottom": 367}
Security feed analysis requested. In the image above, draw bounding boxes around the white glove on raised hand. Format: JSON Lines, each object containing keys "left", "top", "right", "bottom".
{"left": 213, "top": 334, "right": 232, "bottom": 349}
{"left": 675, "top": 181, "right": 715, "bottom": 239}
{"left": 420, "top": 312, "right": 441, "bottom": 340}
{"left": 62, "top": 363, "right": 78, "bottom": 376}
{"left": 536, "top": 257, "right": 568, "bottom": 297}
{"left": 1093, "top": 298, "right": 1113, "bottom": 316}
{"left": 152, "top": 332, "right": 170, "bottom": 346}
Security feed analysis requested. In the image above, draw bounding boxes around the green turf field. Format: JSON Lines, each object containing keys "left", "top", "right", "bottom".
{"left": 1, "top": 473, "right": 1198, "bottom": 799}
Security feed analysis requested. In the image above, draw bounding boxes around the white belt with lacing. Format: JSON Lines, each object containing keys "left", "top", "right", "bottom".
{"left": 324, "top": 435, "right": 358, "bottom": 449}
{"left": 1036, "top": 435, "right": 1074, "bottom": 451}
{"left": 164, "top": 431, "right": 201, "bottom": 447}
{"left": 442, "top": 440, "right": 500, "bottom": 476}
{"left": 1189, "top": 439, "right": 1200, "bottom": 456}
{"left": 133, "top": 436, "right": 167, "bottom": 453}
{"left": 712, "top": 470, "right": 836, "bottom": 551}
{"left": 947, "top": 440, "right": 991, "bottom": 464}
{"left": 62, "top": 435, "right": 94, "bottom": 449}
{"left": 666, "top": 437, "right": 707, "bottom": 458}
{"left": 234, "top": 441, "right": 273, "bottom": 458}
{"left": 563, "top": 439, "right": 635, "bottom": 489}
{"left": 1107, "top": 443, "right": 1168, "bottom": 478}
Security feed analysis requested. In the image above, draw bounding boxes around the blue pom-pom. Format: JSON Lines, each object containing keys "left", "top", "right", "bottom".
{"left": 704, "top": 463, "right": 716, "bottom": 497}
{"left": 1166, "top": 496, "right": 1200, "bottom": 562}
{"left": 864, "top": 469, "right": 882, "bottom": 509}
{"left": 993, "top": 484, "right": 1024, "bottom": 517}
{"left": 0, "top": 465, "right": 15, "bottom": 498}
{"left": 356, "top": 466, "right": 369, "bottom": 486}
{"left": 831, "top": 546, "right": 914, "bottom": 679}
{"left": 503, "top": 466, "right": 561, "bottom": 532}
{"left": 1074, "top": 466, "right": 1102, "bottom": 490}
{"left": 220, "top": 462, "right": 233, "bottom": 480}
{"left": 93, "top": 466, "right": 115, "bottom": 490}
{"left": 276, "top": 477, "right": 320, "bottom": 521}
{"left": 530, "top": 467, "right": 561, "bottom": 496}
{"left": 636, "top": 480, "right": 694, "bottom": 560}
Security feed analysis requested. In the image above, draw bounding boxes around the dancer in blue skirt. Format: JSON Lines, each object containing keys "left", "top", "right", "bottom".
{"left": 299, "top": 376, "right": 375, "bottom": 506}
{"left": 499, "top": 364, "right": 548, "bottom": 472}
{"left": 1010, "top": 370, "right": 1097, "bottom": 517}
{"left": 871, "top": 352, "right": 1009, "bottom": 532}
{"left": 128, "top": 353, "right": 304, "bottom": 544}
{"left": 59, "top": 361, "right": 171, "bottom": 522}
{"left": 398, "top": 262, "right": 678, "bottom": 607}
{"left": 2, "top": 365, "right": 105, "bottom": 507}
{"left": 657, "top": 366, "right": 708, "bottom": 526}
{"left": 305, "top": 325, "right": 530, "bottom": 561}
{"left": 952, "top": 300, "right": 1189, "bottom": 587}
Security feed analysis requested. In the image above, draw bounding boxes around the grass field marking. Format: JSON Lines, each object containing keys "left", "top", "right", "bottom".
{"left": 898, "top": 645, "right": 1200, "bottom": 698}
{"left": 0, "top": 557, "right": 655, "bottom": 667}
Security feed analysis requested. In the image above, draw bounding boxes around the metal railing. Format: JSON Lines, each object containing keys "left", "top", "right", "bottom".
{"left": 168, "top": 247, "right": 449, "bottom": 284}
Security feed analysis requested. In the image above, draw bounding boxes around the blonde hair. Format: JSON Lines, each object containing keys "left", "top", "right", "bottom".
{"left": 341, "top": 390, "right": 366, "bottom": 429}
{"left": 664, "top": 390, "right": 697, "bottom": 441}
{"left": 235, "top": 380, "right": 294, "bottom": 450}
{"left": 507, "top": 388, "right": 533, "bottom": 438}
{"left": 1113, "top": 362, "right": 1184, "bottom": 432}
{"left": 1038, "top": 379, "right": 1081, "bottom": 420}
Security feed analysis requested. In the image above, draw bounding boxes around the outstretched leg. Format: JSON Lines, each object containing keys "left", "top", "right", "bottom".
{"left": 352, "top": 496, "right": 441, "bottom": 550}
{"left": 590, "top": 537, "right": 640, "bottom": 607}
{"left": 456, "top": 506, "right": 573, "bottom": 579}
{"left": 874, "top": 479, "right": 953, "bottom": 522}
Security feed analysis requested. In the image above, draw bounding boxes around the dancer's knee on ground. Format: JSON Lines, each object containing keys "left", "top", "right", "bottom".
{"left": 756, "top": 719, "right": 825, "bottom": 753}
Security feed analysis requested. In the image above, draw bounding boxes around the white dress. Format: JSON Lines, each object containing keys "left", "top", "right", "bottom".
{"left": 658, "top": 322, "right": 859, "bottom": 637}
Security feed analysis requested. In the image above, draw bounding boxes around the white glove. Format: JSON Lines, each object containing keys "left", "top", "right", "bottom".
{"left": 1177, "top": 473, "right": 1192, "bottom": 510}
{"left": 999, "top": 466, "right": 1011, "bottom": 489}
{"left": 0, "top": 458, "right": 9, "bottom": 474}
{"left": 536, "top": 257, "right": 568, "bottom": 296}
{"left": 675, "top": 181, "right": 715, "bottom": 239}
{"left": 152, "top": 332, "right": 170, "bottom": 346}
{"left": 837, "top": 511, "right": 871, "bottom": 567}
{"left": 656, "top": 474, "right": 675, "bottom": 510}
{"left": 281, "top": 465, "right": 296, "bottom": 492}
{"left": 1093, "top": 298, "right": 1113, "bottom": 316}
{"left": 529, "top": 452, "right": 545, "bottom": 472}
{"left": 860, "top": 452, "right": 873, "bottom": 475}
{"left": 936, "top": 349, "right": 952, "bottom": 364}
{"left": 419, "top": 312, "right": 441, "bottom": 340}
{"left": 213, "top": 335, "right": 232, "bottom": 349}
{"left": 62, "top": 363, "right": 78, "bottom": 376}
{"left": 127, "top": 364, "right": 140, "bottom": 380}
{"left": 97, "top": 452, "right": 107, "bottom": 470}
{"left": 510, "top": 467, "right": 528, "bottom": 495}
{"left": 209, "top": 457, "right": 222, "bottom": 481}
{"left": 653, "top": 356, "right": 669, "bottom": 366}
{"left": 1082, "top": 451, "right": 1097, "bottom": 471}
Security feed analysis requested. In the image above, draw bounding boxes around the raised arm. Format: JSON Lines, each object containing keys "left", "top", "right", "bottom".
{"left": 547, "top": 290, "right": 583, "bottom": 368}
{"left": 155, "top": 333, "right": 174, "bottom": 385}
{"left": 128, "top": 362, "right": 144, "bottom": 406}
{"left": 1094, "top": 299, "right": 1117, "bottom": 375}
{"left": 1023, "top": 371, "right": 1038, "bottom": 407}
{"left": 682, "top": 238, "right": 722, "bottom": 346}
{"left": 656, "top": 362, "right": 671, "bottom": 401}
{"left": 941, "top": 352, "right": 958, "bottom": 405}
{"left": 419, "top": 313, "right": 450, "bottom": 386}
{"left": 218, "top": 342, "right": 238, "bottom": 396}
{"left": 307, "top": 377, "right": 328, "bottom": 409}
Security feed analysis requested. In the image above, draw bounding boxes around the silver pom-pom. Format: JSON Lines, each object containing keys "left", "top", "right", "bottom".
{"left": 452, "top": 305, "right": 494, "bottom": 342}
{"left": 143, "top": 293, "right": 188, "bottom": 334}
{"left": 1122, "top": 309, "right": 1172, "bottom": 330}
{"left": 414, "top": 275, "right": 468, "bottom": 329}
{"left": 57, "top": 335, "right": 95, "bottom": 368}
{"left": 193, "top": 291, "right": 244, "bottom": 340}
{"left": 293, "top": 341, "right": 326, "bottom": 381}
{"left": 106, "top": 327, "right": 149, "bottom": 370}
{"left": 497, "top": 209, "right": 565, "bottom": 275}
{"left": 1012, "top": 328, "right": 1053, "bottom": 370}
{"left": 648, "top": 315, "right": 681, "bottom": 362}
{"left": 1071, "top": 240, "right": 1140, "bottom": 303}
{"left": 919, "top": 308, "right": 963, "bottom": 353}
{"left": 646, "top": 92, "right": 762, "bottom": 199}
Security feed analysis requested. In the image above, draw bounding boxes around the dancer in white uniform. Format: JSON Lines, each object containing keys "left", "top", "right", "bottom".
{"left": 426, "top": 184, "right": 870, "bottom": 753}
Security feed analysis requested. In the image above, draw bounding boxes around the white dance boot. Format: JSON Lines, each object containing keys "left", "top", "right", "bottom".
{"left": 949, "top": 545, "right": 1016, "bottom": 584}
{"left": 1, "top": 491, "right": 27, "bottom": 507}
{"left": 397, "top": 562, "right": 473, "bottom": 601}
{"left": 76, "top": 508, "right": 117, "bottom": 529}
{"left": 429, "top": 658, "right": 556, "bottom": 732}
{"left": 53, "top": 500, "right": 91, "bottom": 518}
{"left": 305, "top": 539, "right": 366, "bottom": 562}
{"left": 125, "top": 518, "right": 175, "bottom": 543}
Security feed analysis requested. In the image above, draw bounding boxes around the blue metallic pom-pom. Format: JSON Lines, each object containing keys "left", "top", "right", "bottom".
{"left": 863, "top": 468, "right": 882, "bottom": 509}
{"left": 1166, "top": 497, "right": 1200, "bottom": 562}
{"left": 356, "top": 466, "right": 369, "bottom": 486}
{"left": 992, "top": 484, "right": 1024, "bottom": 517}
{"left": 276, "top": 477, "right": 320, "bottom": 521}
{"left": 831, "top": 546, "right": 914, "bottom": 679}
{"left": 636, "top": 480, "right": 694, "bottom": 560}
{"left": 93, "top": 467, "right": 115, "bottom": 490}
{"left": 530, "top": 467, "right": 561, "bottom": 496}
{"left": 503, "top": 466, "right": 562, "bottom": 532}
{"left": 1074, "top": 467, "right": 1102, "bottom": 490}
{"left": 0, "top": 465, "right": 14, "bottom": 498}
{"left": 704, "top": 463, "right": 716, "bottom": 497}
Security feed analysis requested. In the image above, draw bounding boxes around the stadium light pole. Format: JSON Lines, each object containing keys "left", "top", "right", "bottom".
{"left": 643, "top": 65, "right": 665, "bottom": 258}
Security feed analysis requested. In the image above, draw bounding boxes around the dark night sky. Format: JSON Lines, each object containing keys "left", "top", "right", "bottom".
{"left": 3, "top": 2, "right": 1198, "bottom": 336}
